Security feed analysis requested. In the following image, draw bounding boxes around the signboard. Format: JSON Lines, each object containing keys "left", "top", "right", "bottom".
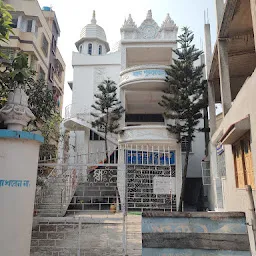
{"left": 153, "top": 177, "right": 171, "bottom": 195}
{"left": 120, "top": 69, "right": 166, "bottom": 84}
{"left": 125, "top": 150, "right": 175, "bottom": 165}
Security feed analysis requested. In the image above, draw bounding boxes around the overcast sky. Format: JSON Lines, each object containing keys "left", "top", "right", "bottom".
{"left": 38, "top": 0, "right": 217, "bottom": 112}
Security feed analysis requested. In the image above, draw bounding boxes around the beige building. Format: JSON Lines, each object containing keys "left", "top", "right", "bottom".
{"left": 1, "top": 0, "right": 65, "bottom": 113}
{"left": 205, "top": 0, "right": 256, "bottom": 252}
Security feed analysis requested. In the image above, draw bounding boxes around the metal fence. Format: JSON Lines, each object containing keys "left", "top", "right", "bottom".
{"left": 34, "top": 144, "right": 177, "bottom": 255}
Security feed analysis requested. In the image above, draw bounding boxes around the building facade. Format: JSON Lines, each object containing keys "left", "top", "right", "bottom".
{"left": 204, "top": 0, "right": 256, "bottom": 252}
{"left": 1, "top": 0, "right": 65, "bottom": 113}
{"left": 63, "top": 10, "right": 205, "bottom": 211}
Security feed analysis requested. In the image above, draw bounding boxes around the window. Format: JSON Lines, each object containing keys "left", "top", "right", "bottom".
{"left": 51, "top": 36, "right": 57, "bottom": 54}
{"left": 41, "top": 34, "right": 49, "bottom": 57}
{"left": 79, "top": 45, "right": 83, "bottom": 53}
{"left": 99, "top": 45, "right": 102, "bottom": 55}
{"left": 233, "top": 132, "right": 255, "bottom": 189}
{"left": 49, "top": 64, "right": 54, "bottom": 82}
{"left": 11, "top": 18, "right": 18, "bottom": 28}
{"left": 90, "top": 131, "right": 104, "bottom": 141}
{"left": 88, "top": 43, "right": 92, "bottom": 55}
{"left": 54, "top": 59, "right": 63, "bottom": 81}
{"left": 125, "top": 114, "right": 164, "bottom": 123}
{"left": 181, "top": 137, "right": 192, "bottom": 152}
{"left": 27, "top": 20, "right": 33, "bottom": 32}
{"left": 39, "top": 67, "right": 45, "bottom": 80}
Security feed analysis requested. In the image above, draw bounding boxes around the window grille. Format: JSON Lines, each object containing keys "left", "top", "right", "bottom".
{"left": 88, "top": 43, "right": 92, "bottom": 55}
{"left": 181, "top": 137, "right": 192, "bottom": 152}
{"left": 201, "top": 161, "right": 211, "bottom": 185}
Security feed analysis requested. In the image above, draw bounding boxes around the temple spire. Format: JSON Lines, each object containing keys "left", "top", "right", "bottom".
{"left": 121, "top": 14, "right": 137, "bottom": 30}
{"left": 146, "top": 10, "right": 152, "bottom": 19}
{"left": 91, "top": 10, "right": 97, "bottom": 24}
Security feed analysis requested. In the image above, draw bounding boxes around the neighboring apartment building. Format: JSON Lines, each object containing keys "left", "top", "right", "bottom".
{"left": 204, "top": 0, "right": 256, "bottom": 250}
{"left": 205, "top": 0, "right": 256, "bottom": 211}
{"left": 1, "top": 0, "right": 65, "bottom": 113}
{"left": 62, "top": 10, "right": 205, "bottom": 212}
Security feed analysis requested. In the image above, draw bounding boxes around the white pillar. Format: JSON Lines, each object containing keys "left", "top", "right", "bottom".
{"left": 0, "top": 131, "right": 43, "bottom": 256}
{"left": 57, "top": 122, "right": 66, "bottom": 165}
{"left": 215, "top": 0, "right": 224, "bottom": 30}
{"left": 121, "top": 47, "right": 127, "bottom": 71}
{"left": 68, "top": 131, "right": 76, "bottom": 164}
{"left": 250, "top": 0, "right": 256, "bottom": 51}
{"left": 204, "top": 24, "right": 212, "bottom": 76}
{"left": 218, "top": 40, "right": 232, "bottom": 116}
{"left": 204, "top": 23, "right": 217, "bottom": 135}
{"left": 208, "top": 83, "right": 217, "bottom": 135}
{"left": 120, "top": 88, "right": 126, "bottom": 129}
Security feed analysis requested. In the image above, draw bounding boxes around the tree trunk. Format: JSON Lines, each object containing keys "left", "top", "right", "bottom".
{"left": 178, "top": 138, "right": 191, "bottom": 212}
{"left": 105, "top": 131, "right": 108, "bottom": 163}
{"left": 105, "top": 110, "right": 109, "bottom": 163}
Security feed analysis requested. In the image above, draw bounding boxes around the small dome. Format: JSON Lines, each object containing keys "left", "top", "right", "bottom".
{"left": 80, "top": 11, "right": 107, "bottom": 43}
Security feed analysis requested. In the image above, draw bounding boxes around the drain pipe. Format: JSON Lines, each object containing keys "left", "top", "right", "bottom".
{"left": 246, "top": 185, "right": 256, "bottom": 250}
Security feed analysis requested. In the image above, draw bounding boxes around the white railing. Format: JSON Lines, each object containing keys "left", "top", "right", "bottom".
{"left": 35, "top": 167, "right": 78, "bottom": 217}
{"left": 64, "top": 104, "right": 92, "bottom": 122}
{"left": 119, "top": 144, "right": 176, "bottom": 166}
{"left": 119, "top": 125, "right": 177, "bottom": 143}
{"left": 39, "top": 144, "right": 176, "bottom": 167}
{"left": 64, "top": 104, "right": 117, "bottom": 144}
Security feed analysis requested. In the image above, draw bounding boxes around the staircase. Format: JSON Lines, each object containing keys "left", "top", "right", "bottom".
{"left": 35, "top": 168, "right": 78, "bottom": 217}
{"left": 142, "top": 212, "right": 251, "bottom": 256}
{"left": 67, "top": 167, "right": 119, "bottom": 213}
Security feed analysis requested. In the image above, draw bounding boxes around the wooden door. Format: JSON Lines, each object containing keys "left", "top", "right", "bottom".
{"left": 233, "top": 142, "right": 246, "bottom": 188}
{"left": 243, "top": 138, "right": 255, "bottom": 189}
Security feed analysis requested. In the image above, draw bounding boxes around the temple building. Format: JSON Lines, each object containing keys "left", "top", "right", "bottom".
{"left": 63, "top": 10, "right": 205, "bottom": 211}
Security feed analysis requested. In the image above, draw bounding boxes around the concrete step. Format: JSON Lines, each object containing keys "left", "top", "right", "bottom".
{"left": 141, "top": 212, "right": 250, "bottom": 256}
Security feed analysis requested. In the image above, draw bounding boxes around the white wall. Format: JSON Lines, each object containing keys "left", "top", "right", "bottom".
{"left": 70, "top": 51, "right": 121, "bottom": 163}
{"left": 210, "top": 70, "right": 256, "bottom": 212}
{"left": 0, "top": 137, "right": 41, "bottom": 256}
{"left": 71, "top": 51, "right": 121, "bottom": 114}
{"left": 184, "top": 119, "right": 206, "bottom": 178}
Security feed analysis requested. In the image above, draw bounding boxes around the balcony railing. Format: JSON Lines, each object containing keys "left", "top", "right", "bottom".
{"left": 120, "top": 64, "right": 170, "bottom": 87}
{"left": 119, "top": 125, "right": 177, "bottom": 143}
{"left": 65, "top": 104, "right": 92, "bottom": 122}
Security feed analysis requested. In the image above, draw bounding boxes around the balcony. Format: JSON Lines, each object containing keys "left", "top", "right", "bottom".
{"left": 64, "top": 104, "right": 117, "bottom": 144}
{"left": 119, "top": 125, "right": 177, "bottom": 146}
{"left": 64, "top": 104, "right": 91, "bottom": 130}
{"left": 119, "top": 65, "right": 170, "bottom": 90}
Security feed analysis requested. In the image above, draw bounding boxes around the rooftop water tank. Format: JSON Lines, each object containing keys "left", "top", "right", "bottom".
{"left": 42, "top": 6, "right": 51, "bottom": 11}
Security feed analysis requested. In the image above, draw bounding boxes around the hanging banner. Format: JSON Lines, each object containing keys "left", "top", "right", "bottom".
{"left": 125, "top": 150, "right": 175, "bottom": 165}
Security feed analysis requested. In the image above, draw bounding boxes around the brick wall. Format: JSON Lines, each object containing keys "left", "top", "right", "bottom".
{"left": 30, "top": 218, "right": 125, "bottom": 256}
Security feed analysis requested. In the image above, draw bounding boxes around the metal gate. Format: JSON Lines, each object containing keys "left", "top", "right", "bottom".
{"left": 32, "top": 145, "right": 176, "bottom": 255}
{"left": 32, "top": 163, "right": 142, "bottom": 256}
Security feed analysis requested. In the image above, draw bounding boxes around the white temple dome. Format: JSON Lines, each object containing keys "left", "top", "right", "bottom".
{"left": 80, "top": 10, "right": 107, "bottom": 42}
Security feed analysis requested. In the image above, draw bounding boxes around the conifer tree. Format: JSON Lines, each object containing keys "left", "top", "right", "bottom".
{"left": 159, "top": 27, "right": 207, "bottom": 211}
{"left": 91, "top": 79, "right": 125, "bottom": 161}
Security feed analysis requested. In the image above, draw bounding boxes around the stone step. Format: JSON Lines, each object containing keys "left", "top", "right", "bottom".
{"left": 37, "top": 204, "right": 62, "bottom": 209}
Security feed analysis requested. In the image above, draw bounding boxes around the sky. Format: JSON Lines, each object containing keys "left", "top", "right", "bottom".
{"left": 38, "top": 0, "right": 217, "bottom": 113}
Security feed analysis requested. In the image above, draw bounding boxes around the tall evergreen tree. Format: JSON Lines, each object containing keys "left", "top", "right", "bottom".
{"left": 159, "top": 27, "right": 207, "bottom": 211}
{"left": 91, "top": 79, "right": 125, "bottom": 161}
